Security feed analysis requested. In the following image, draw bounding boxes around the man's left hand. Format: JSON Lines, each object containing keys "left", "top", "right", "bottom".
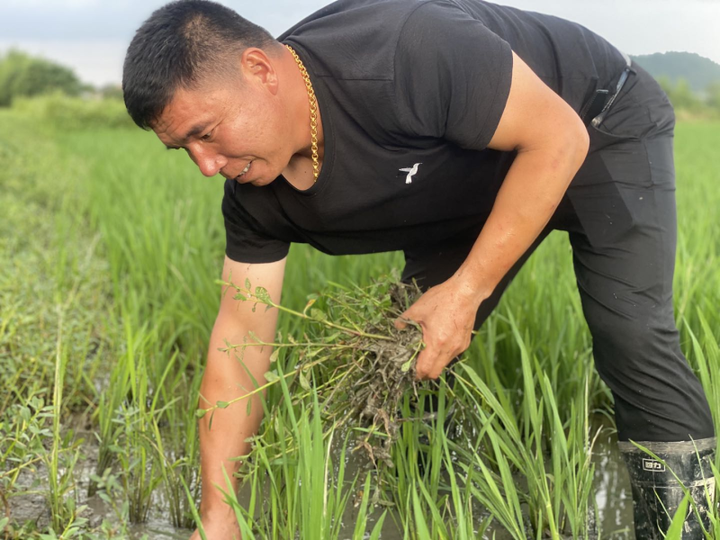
{"left": 394, "top": 277, "right": 480, "bottom": 380}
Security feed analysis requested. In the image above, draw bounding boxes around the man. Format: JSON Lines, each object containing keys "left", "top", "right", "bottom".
{"left": 122, "top": 0, "right": 716, "bottom": 538}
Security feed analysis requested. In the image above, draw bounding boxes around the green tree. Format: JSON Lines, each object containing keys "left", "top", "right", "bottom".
{"left": 706, "top": 82, "right": 720, "bottom": 114}
{"left": 0, "top": 50, "right": 82, "bottom": 107}
{"left": 657, "top": 76, "right": 704, "bottom": 114}
{"left": 99, "top": 83, "right": 124, "bottom": 101}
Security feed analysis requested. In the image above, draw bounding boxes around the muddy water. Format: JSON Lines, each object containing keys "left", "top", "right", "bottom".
{"left": 591, "top": 422, "right": 635, "bottom": 539}
{"left": 333, "top": 418, "right": 636, "bottom": 540}
{"left": 7, "top": 421, "right": 635, "bottom": 539}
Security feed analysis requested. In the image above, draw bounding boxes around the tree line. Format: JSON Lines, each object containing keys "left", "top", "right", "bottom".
{"left": 657, "top": 77, "right": 720, "bottom": 119}
{"left": 0, "top": 50, "right": 121, "bottom": 107}
{"left": 1, "top": 49, "right": 719, "bottom": 119}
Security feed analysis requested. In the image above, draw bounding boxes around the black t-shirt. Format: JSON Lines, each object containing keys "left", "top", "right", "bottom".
{"left": 222, "top": 0, "right": 629, "bottom": 263}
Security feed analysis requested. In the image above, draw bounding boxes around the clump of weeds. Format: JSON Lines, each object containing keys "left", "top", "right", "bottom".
{"left": 197, "top": 275, "right": 437, "bottom": 469}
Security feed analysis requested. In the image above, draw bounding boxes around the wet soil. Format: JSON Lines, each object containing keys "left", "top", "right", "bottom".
{"left": 4, "top": 289, "right": 636, "bottom": 538}
{"left": 5, "top": 416, "right": 635, "bottom": 539}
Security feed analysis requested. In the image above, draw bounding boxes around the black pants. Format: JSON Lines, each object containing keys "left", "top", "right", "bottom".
{"left": 401, "top": 64, "right": 714, "bottom": 443}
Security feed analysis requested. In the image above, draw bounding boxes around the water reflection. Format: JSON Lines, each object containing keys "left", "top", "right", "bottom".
{"left": 592, "top": 418, "right": 635, "bottom": 539}
{"left": 6, "top": 418, "right": 637, "bottom": 538}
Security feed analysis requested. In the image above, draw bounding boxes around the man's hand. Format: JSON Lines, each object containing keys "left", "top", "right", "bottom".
{"left": 188, "top": 509, "right": 241, "bottom": 540}
{"left": 394, "top": 276, "right": 481, "bottom": 380}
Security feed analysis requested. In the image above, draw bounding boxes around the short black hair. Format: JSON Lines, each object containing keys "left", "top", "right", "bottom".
{"left": 123, "top": 0, "right": 278, "bottom": 129}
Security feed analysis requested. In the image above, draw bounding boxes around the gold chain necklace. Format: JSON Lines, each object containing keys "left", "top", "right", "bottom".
{"left": 285, "top": 44, "right": 320, "bottom": 183}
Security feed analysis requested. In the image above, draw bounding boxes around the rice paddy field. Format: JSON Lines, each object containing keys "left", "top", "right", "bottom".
{"left": 0, "top": 104, "right": 718, "bottom": 539}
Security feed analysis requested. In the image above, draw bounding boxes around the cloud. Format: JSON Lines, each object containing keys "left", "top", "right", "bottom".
{"left": 0, "top": 0, "right": 322, "bottom": 41}
{"left": 0, "top": 0, "right": 338, "bottom": 85}
{"left": 1, "top": 0, "right": 718, "bottom": 85}
{"left": 4, "top": 0, "right": 103, "bottom": 8}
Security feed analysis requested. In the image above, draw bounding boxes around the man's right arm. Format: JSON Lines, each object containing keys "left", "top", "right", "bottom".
{"left": 194, "top": 255, "right": 287, "bottom": 536}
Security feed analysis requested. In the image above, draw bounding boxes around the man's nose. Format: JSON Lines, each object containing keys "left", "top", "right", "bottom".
{"left": 192, "top": 147, "right": 227, "bottom": 178}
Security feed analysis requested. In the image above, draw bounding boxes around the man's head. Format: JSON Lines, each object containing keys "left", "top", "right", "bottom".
{"left": 123, "top": 0, "right": 304, "bottom": 186}
{"left": 123, "top": 0, "right": 277, "bottom": 130}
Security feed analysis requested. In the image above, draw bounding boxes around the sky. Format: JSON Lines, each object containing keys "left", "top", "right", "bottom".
{"left": 1, "top": 0, "right": 718, "bottom": 87}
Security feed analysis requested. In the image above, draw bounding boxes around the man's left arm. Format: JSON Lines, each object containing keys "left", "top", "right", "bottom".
{"left": 396, "top": 51, "right": 590, "bottom": 380}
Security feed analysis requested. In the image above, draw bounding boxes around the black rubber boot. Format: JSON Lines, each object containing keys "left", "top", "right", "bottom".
{"left": 619, "top": 438, "right": 716, "bottom": 539}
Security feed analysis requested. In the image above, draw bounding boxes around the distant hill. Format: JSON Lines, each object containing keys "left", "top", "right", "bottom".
{"left": 630, "top": 52, "right": 720, "bottom": 93}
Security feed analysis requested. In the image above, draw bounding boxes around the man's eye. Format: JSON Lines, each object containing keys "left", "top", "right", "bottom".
{"left": 201, "top": 131, "right": 213, "bottom": 141}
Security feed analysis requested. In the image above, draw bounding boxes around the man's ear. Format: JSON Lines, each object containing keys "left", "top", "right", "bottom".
{"left": 240, "top": 48, "right": 278, "bottom": 92}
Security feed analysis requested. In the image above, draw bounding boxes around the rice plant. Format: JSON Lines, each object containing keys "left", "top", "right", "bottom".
{"left": 1, "top": 104, "right": 718, "bottom": 538}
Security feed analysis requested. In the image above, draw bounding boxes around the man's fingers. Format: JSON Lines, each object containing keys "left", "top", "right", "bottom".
{"left": 414, "top": 344, "right": 459, "bottom": 380}
{"left": 414, "top": 348, "right": 438, "bottom": 381}
{"left": 394, "top": 309, "right": 419, "bottom": 331}
{"left": 415, "top": 351, "right": 430, "bottom": 380}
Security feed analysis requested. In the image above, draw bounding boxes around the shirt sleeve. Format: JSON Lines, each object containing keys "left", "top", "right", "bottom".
{"left": 393, "top": 0, "right": 513, "bottom": 150}
{"left": 221, "top": 181, "right": 290, "bottom": 264}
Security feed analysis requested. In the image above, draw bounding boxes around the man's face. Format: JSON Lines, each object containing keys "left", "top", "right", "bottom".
{"left": 152, "top": 70, "right": 291, "bottom": 187}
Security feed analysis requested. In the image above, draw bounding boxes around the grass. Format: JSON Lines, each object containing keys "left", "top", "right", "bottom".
{"left": 0, "top": 108, "right": 718, "bottom": 538}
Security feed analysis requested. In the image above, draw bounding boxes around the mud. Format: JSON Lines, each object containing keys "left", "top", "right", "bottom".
{"left": 4, "top": 279, "right": 639, "bottom": 538}
{"left": 5, "top": 415, "right": 637, "bottom": 539}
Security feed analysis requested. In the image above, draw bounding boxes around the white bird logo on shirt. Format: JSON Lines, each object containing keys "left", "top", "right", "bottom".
{"left": 399, "top": 163, "right": 422, "bottom": 184}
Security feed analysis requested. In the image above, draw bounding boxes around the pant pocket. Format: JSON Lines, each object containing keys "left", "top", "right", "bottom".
{"left": 574, "top": 131, "right": 653, "bottom": 188}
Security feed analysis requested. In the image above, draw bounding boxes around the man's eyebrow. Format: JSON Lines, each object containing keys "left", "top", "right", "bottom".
{"left": 165, "top": 122, "right": 209, "bottom": 150}
{"left": 183, "top": 123, "right": 209, "bottom": 142}
{"left": 164, "top": 123, "right": 209, "bottom": 150}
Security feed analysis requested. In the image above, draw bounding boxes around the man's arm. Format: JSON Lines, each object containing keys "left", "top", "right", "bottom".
{"left": 456, "top": 50, "right": 590, "bottom": 297}
{"left": 194, "top": 255, "right": 286, "bottom": 536}
{"left": 397, "top": 51, "right": 590, "bottom": 379}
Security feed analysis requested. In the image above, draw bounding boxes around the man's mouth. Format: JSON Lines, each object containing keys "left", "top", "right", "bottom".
{"left": 235, "top": 160, "right": 253, "bottom": 180}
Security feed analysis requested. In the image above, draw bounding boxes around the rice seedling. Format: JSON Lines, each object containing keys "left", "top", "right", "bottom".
{"left": 1, "top": 104, "right": 718, "bottom": 538}
{"left": 191, "top": 271, "right": 601, "bottom": 538}
{"left": 44, "top": 311, "right": 84, "bottom": 532}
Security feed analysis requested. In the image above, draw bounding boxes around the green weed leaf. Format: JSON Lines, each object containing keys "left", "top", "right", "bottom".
{"left": 299, "top": 371, "right": 312, "bottom": 392}
{"left": 310, "top": 308, "right": 326, "bottom": 321}
{"left": 254, "top": 286, "right": 271, "bottom": 304}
